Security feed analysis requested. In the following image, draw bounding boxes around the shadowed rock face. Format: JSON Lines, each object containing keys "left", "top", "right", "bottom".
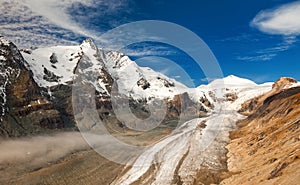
{"left": 167, "top": 92, "right": 207, "bottom": 119}
{"left": 222, "top": 84, "right": 300, "bottom": 185}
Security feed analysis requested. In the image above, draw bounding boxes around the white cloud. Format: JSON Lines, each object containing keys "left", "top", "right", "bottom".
{"left": 17, "top": 0, "right": 129, "bottom": 39}
{"left": 251, "top": 1, "right": 300, "bottom": 35}
{"left": 122, "top": 45, "right": 177, "bottom": 57}
{"left": 172, "top": 75, "right": 181, "bottom": 79}
{"left": 0, "top": 0, "right": 130, "bottom": 48}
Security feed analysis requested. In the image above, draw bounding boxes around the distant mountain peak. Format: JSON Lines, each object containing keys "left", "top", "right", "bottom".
{"left": 80, "top": 38, "right": 98, "bottom": 51}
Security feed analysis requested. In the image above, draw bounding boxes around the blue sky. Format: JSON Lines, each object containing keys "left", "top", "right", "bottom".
{"left": 0, "top": 0, "right": 299, "bottom": 87}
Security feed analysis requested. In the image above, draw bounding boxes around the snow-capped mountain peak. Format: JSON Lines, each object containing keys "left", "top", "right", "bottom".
{"left": 105, "top": 51, "right": 134, "bottom": 69}
{"left": 80, "top": 38, "right": 98, "bottom": 51}
{"left": 209, "top": 75, "right": 257, "bottom": 87}
{"left": 104, "top": 50, "right": 190, "bottom": 99}
{"left": 186, "top": 75, "right": 272, "bottom": 112}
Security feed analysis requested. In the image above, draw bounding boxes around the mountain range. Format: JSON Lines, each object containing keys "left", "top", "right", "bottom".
{"left": 0, "top": 36, "right": 277, "bottom": 137}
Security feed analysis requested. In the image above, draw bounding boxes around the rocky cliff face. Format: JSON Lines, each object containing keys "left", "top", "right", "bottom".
{"left": 221, "top": 79, "right": 300, "bottom": 185}
{"left": 0, "top": 37, "right": 65, "bottom": 137}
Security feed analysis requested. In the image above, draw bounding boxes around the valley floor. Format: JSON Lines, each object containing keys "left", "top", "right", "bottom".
{"left": 1, "top": 84, "right": 300, "bottom": 185}
{"left": 1, "top": 149, "right": 123, "bottom": 185}
{"left": 0, "top": 111, "right": 241, "bottom": 185}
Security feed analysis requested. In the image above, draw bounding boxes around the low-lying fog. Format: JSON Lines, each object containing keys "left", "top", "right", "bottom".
{"left": 0, "top": 132, "right": 91, "bottom": 168}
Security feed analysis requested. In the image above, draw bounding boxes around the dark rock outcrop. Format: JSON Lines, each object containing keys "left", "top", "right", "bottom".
{"left": 137, "top": 78, "right": 151, "bottom": 90}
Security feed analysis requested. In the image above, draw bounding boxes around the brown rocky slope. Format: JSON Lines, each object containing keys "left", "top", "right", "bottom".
{"left": 221, "top": 78, "right": 300, "bottom": 185}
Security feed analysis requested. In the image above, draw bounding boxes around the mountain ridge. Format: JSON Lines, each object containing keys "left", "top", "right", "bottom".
{"left": 0, "top": 37, "right": 289, "bottom": 137}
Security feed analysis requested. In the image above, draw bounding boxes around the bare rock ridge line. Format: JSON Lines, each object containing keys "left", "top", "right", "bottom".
{"left": 0, "top": 36, "right": 299, "bottom": 184}
{"left": 221, "top": 79, "right": 300, "bottom": 185}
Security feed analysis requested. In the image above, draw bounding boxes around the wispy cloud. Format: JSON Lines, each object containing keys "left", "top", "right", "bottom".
{"left": 237, "top": 1, "right": 300, "bottom": 61}
{"left": 218, "top": 33, "right": 263, "bottom": 43}
{"left": 171, "top": 75, "right": 181, "bottom": 79}
{"left": 122, "top": 44, "right": 177, "bottom": 57}
{"left": 19, "top": 0, "right": 95, "bottom": 37}
{"left": 0, "top": 1, "right": 79, "bottom": 48}
{"left": 256, "top": 36, "right": 297, "bottom": 54}
{"left": 0, "top": 0, "right": 174, "bottom": 58}
{"left": 0, "top": 0, "right": 132, "bottom": 48}
{"left": 236, "top": 53, "right": 277, "bottom": 62}
{"left": 237, "top": 35, "right": 298, "bottom": 61}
